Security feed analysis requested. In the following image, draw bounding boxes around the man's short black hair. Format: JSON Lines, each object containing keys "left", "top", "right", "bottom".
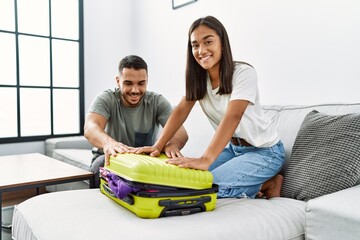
{"left": 118, "top": 55, "right": 148, "bottom": 74}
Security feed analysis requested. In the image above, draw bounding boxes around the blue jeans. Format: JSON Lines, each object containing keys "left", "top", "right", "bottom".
{"left": 209, "top": 141, "right": 285, "bottom": 199}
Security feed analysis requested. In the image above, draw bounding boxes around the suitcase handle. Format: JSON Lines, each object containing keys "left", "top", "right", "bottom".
{"left": 159, "top": 196, "right": 211, "bottom": 208}
{"left": 159, "top": 196, "right": 211, "bottom": 217}
{"left": 102, "top": 183, "right": 116, "bottom": 198}
{"left": 163, "top": 207, "right": 203, "bottom": 217}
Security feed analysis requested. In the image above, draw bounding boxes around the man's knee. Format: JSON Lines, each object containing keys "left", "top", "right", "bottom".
{"left": 90, "top": 155, "right": 105, "bottom": 170}
{"left": 90, "top": 155, "right": 105, "bottom": 187}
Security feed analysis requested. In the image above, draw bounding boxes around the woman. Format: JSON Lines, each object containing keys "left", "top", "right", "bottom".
{"left": 136, "top": 16, "right": 285, "bottom": 199}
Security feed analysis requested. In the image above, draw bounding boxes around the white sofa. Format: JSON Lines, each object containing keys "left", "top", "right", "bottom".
{"left": 12, "top": 103, "right": 360, "bottom": 240}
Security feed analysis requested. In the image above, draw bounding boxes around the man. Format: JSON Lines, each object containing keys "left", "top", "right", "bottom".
{"left": 84, "top": 55, "right": 188, "bottom": 187}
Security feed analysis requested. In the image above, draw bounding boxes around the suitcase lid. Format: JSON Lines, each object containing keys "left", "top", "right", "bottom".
{"left": 105, "top": 153, "right": 213, "bottom": 189}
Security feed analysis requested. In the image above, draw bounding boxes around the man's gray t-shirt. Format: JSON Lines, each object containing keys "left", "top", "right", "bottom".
{"left": 88, "top": 88, "right": 172, "bottom": 148}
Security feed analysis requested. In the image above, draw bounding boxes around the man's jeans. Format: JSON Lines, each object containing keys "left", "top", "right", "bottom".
{"left": 90, "top": 154, "right": 105, "bottom": 188}
{"left": 210, "top": 141, "right": 285, "bottom": 199}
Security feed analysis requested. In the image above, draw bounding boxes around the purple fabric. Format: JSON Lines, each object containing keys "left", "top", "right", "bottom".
{"left": 107, "top": 172, "right": 139, "bottom": 199}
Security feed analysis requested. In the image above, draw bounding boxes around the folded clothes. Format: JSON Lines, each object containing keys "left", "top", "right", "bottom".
{"left": 99, "top": 167, "right": 109, "bottom": 182}
{"left": 107, "top": 172, "right": 139, "bottom": 199}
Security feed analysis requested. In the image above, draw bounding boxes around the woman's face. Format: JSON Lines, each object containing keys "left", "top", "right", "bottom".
{"left": 190, "top": 24, "right": 222, "bottom": 72}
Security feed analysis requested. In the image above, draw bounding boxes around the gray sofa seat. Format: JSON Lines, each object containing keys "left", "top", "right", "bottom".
{"left": 45, "top": 136, "right": 93, "bottom": 191}
{"left": 52, "top": 149, "right": 92, "bottom": 170}
{"left": 305, "top": 184, "right": 360, "bottom": 240}
{"left": 45, "top": 136, "right": 93, "bottom": 159}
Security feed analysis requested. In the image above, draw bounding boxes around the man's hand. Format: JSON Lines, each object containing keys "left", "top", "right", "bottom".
{"left": 131, "top": 145, "right": 162, "bottom": 157}
{"left": 103, "top": 142, "right": 134, "bottom": 165}
{"left": 163, "top": 142, "right": 183, "bottom": 158}
{"left": 131, "top": 142, "right": 184, "bottom": 158}
{"left": 165, "top": 156, "right": 211, "bottom": 171}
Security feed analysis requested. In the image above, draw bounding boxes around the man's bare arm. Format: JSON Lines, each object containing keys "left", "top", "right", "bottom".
{"left": 84, "top": 112, "right": 132, "bottom": 164}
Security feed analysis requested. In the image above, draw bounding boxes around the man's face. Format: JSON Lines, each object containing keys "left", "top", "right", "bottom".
{"left": 116, "top": 68, "right": 147, "bottom": 107}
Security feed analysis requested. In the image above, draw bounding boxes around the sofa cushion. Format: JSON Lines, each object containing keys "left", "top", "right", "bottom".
{"left": 52, "top": 149, "right": 93, "bottom": 171}
{"left": 13, "top": 189, "right": 306, "bottom": 240}
{"left": 45, "top": 136, "right": 93, "bottom": 157}
{"left": 262, "top": 103, "right": 360, "bottom": 175}
{"left": 305, "top": 185, "right": 360, "bottom": 240}
{"left": 281, "top": 110, "right": 360, "bottom": 201}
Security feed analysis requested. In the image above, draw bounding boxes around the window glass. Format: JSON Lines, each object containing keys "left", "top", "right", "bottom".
{"left": 0, "top": 0, "right": 83, "bottom": 143}
{"left": 0, "top": 33, "right": 17, "bottom": 85}
{"left": 0, "top": 0, "right": 15, "bottom": 31}
{"left": 19, "top": 35, "right": 50, "bottom": 86}
{"left": 17, "top": 0, "right": 49, "bottom": 36}
{"left": 53, "top": 89, "right": 80, "bottom": 134}
{"left": 0, "top": 87, "right": 17, "bottom": 138}
{"left": 52, "top": 39, "right": 79, "bottom": 87}
{"left": 20, "top": 88, "right": 51, "bottom": 136}
{"left": 51, "top": 0, "right": 79, "bottom": 40}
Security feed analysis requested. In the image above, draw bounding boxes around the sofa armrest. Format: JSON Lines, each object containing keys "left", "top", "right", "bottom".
{"left": 45, "top": 136, "right": 93, "bottom": 157}
{"left": 305, "top": 185, "right": 360, "bottom": 240}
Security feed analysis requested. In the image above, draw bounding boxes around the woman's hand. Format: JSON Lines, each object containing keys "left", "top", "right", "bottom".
{"left": 166, "top": 157, "right": 211, "bottom": 171}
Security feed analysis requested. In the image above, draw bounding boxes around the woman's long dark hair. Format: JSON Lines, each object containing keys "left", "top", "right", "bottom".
{"left": 185, "top": 16, "right": 234, "bottom": 101}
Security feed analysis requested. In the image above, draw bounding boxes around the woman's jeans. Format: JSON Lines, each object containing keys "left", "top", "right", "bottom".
{"left": 209, "top": 141, "right": 285, "bottom": 199}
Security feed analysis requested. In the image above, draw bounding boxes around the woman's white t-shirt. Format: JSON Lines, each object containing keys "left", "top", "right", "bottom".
{"left": 199, "top": 62, "right": 279, "bottom": 147}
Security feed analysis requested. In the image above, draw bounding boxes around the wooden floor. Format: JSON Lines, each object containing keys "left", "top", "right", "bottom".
{"left": 2, "top": 188, "right": 47, "bottom": 207}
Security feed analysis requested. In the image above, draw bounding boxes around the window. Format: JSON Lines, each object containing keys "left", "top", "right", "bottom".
{"left": 0, "top": 0, "right": 84, "bottom": 143}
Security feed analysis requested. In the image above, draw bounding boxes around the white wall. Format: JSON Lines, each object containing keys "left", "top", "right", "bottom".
{"left": 127, "top": 0, "right": 360, "bottom": 156}
{"left": 132, "top": 0, "right": 360, "bottom": 106}
{"left": 0, "top": 141, "right": 44, "bottom": 156}
{"left": 83, "top": 0, "right": 134, "bottom": 110}
{"left": 2, "top": 0, "right": 359, "bottom": 156}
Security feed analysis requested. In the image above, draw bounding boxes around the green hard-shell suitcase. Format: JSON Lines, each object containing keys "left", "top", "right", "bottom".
{"left": 100, "top": 153, "right": 218, "bottom": 218}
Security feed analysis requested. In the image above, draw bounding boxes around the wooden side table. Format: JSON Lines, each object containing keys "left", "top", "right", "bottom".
{"left": 0, "top": 153, "right": 94, "bottom": 239}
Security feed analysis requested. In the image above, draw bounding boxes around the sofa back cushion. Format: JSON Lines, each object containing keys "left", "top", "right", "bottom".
{"left": 261, "top": 103, "right": 360, "bottom": 176}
